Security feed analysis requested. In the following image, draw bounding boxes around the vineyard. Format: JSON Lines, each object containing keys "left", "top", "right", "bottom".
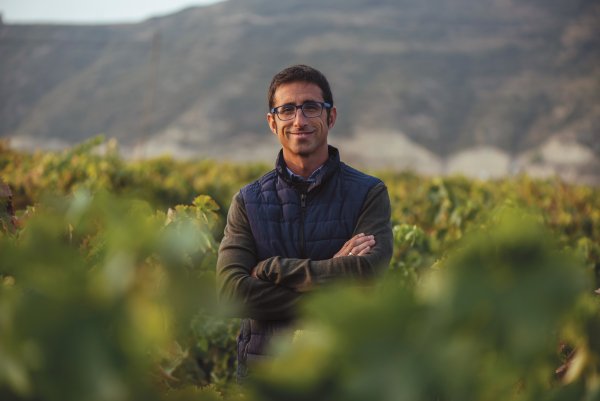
{"left": 1, "top": 137, "right": 599, "bottom": 401}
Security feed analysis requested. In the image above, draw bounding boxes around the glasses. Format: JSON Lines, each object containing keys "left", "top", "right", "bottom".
{"left": 270, "top": 101, "right": 332, "bottom": 121}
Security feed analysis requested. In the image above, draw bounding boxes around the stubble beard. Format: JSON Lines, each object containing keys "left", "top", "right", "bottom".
{"left": 274, "top": 120, "right": 322, "bottom": 159}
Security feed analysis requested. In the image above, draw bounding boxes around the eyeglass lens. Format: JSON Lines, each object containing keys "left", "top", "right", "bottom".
{"left": 277, "top": 102, "right": 323, "bottom": 120}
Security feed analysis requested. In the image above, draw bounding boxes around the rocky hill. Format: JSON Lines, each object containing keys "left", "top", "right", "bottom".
{"left": 1, "top": 0, "right": 598, "bottom": 182}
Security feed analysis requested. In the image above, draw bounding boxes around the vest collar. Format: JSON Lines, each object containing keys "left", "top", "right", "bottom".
{"left": 276, "top": 145, "right": 341, "bottom": 191}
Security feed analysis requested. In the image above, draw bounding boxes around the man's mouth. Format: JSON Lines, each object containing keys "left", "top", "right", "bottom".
{"left": 288, "top": 131, "right": 314, "bottom": 137}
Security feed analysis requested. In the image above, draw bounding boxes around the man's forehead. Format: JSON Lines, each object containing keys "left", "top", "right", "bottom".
{"left": 273, "top": 81, "right": 324, "bottom": 103}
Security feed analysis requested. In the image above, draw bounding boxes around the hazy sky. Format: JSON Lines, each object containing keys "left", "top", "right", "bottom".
{"left": 0, "top": 0, "right": 224, "bottom": 24}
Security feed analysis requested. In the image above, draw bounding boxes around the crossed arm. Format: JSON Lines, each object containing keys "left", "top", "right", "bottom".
{"left": 216, "top": 183, "right": 393, "bottom": 320}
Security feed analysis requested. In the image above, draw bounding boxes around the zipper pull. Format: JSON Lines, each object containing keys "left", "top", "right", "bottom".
{"left": 301, "top": 193, "right": 306, "bottom": 208}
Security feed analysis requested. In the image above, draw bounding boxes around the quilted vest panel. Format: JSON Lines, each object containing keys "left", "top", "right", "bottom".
{"left": 241, "top": 161, "right": 379, "bottom": 261}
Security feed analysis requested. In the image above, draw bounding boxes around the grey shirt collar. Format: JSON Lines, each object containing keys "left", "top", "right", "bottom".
{"left": 286, "top": 164, "right": 325, "bottom": 184}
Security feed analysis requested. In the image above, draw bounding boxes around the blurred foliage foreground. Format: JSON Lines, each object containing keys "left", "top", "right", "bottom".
{"left": 1, "top": 138, "right": 599, "bottom": 401}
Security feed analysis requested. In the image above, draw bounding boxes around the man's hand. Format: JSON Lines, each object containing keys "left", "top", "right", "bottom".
{"left": 334, "top": 233, "right": 376, "bottom": 258}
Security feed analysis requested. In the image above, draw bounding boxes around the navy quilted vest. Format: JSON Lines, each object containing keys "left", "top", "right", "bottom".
{"left": 236, "top": 146, "right": 380, "bottom": 372}
{"left": 241, "top": 146, "right": 380, "bottom": 261}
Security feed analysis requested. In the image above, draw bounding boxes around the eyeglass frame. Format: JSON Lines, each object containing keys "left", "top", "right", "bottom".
{"left": 270, "top": 101, "right": 332, "bottom": 121}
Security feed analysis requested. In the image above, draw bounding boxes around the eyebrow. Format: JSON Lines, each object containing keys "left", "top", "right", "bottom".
{"left": 278, "top": 99, "right": 323, "bottom": 106}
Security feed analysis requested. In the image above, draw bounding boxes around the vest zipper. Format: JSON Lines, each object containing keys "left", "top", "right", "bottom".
{"left": 300, "top": 192, "right": 307, "bottom": 258}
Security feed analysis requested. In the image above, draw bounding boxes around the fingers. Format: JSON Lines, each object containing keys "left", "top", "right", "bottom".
{"left": 334, "top": 233, "right": 376, "bottom": 257}
{"left": 349, "top": 235, "right": 375, "bottom": 256}
{"left": 356, "top": 245, "right": 371, "bottom": 256}
{"left": 350, "top": 233, "right": 374, "bottom": 247}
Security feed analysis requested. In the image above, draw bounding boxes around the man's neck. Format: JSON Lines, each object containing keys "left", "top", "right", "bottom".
{"left": 283, "top": 149, "right": 329, "bottom": 179}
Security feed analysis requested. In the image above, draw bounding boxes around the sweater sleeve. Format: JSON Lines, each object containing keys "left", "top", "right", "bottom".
{"left": 253, "top": 182, "right": 393, "bottom": 292}
{"left": 216, "top": 192, "right": 301, "bottom": 320}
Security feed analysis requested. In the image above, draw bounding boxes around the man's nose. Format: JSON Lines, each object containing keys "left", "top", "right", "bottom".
{"left": 293, "top": 107, "right": 307, "bottom": 126}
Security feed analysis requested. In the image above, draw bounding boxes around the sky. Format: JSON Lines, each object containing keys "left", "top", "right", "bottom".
{"left": 0, "top": 0, "right": 224, "bottom": 24}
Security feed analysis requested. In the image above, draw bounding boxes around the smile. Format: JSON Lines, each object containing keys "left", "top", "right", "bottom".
{"left": 289, "top": 131, "right": 314, "bottom": 137}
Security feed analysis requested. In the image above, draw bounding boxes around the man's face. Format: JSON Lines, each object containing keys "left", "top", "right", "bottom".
{"left": 267, "top": 81, "right": 336, "bottom": 160}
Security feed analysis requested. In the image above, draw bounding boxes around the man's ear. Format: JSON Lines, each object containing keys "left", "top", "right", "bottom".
{"left": 267, "top": 113, "right": 278, "bottom": 135}
{"left": 327, "top": 106, "right": 337, "bottom": 129}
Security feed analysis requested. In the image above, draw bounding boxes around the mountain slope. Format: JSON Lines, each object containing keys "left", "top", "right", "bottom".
{"left": 1, "top": 0, "right": 598, "bottom": 168}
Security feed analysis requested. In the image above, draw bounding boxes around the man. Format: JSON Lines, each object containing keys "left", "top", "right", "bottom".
{"left": 216, "top": 64, "right": 393, "bottom": 379}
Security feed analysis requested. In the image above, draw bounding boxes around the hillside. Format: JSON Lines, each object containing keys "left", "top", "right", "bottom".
{"left": 1, "top": 0, "right": 598, "bottom": 182}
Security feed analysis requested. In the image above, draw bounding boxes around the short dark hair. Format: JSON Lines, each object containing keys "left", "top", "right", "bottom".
{"left": 267, "top": 64, "right": 334, "bottom": 109}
